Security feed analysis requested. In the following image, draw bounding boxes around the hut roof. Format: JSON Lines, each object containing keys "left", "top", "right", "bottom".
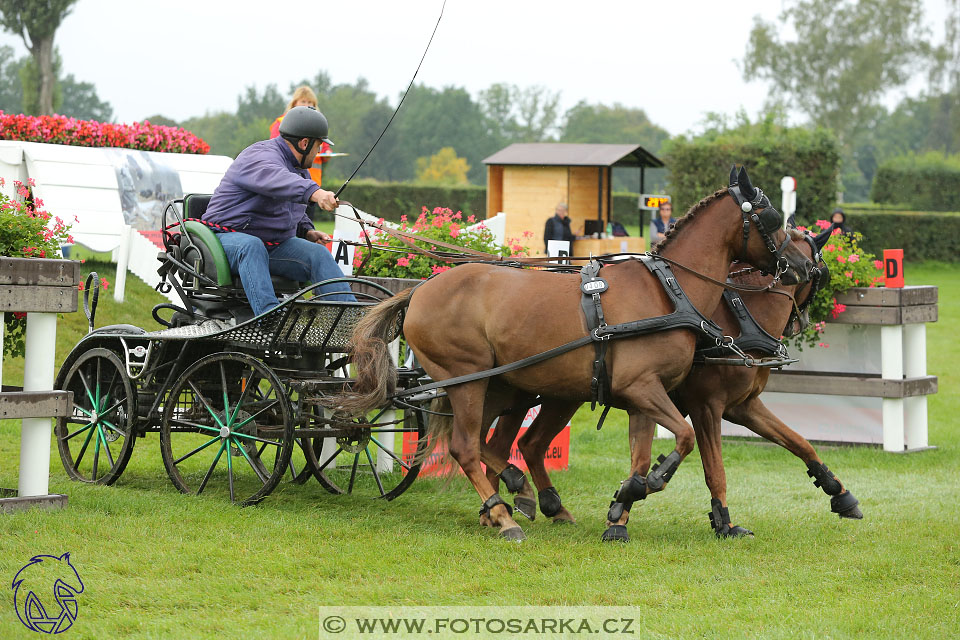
{"left": 483, "top": 143, "right": 663, "bottom": 168}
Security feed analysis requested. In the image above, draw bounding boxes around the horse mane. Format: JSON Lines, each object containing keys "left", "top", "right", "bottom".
{"left": 651, "top": 187, "right": 729, "bottom": 254}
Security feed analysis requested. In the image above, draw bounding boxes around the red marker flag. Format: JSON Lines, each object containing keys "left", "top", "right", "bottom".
{"left": 884, "top": 249, "right": 904, "bottom": 288}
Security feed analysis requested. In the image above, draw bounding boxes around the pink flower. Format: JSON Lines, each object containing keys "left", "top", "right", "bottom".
{"left": 430, "top": 265, "right": 451, "bottom": 275}
{"left": 848, "top": 254, "right": 859, "bottom": 263}
{"left": 845, "top": 271, "right": 853, "bottom": 278}
{"left": 796, "top": 225, "right": 807, "bottom": 232}
{"left": 825, "top": 245, "right": 836, "bottom": 252}
{"left": 815, "top": 219, "right": 831, "bottom": 229}
{"left": 467, "top": 215, "right": 476, "bottom": 223}
{"left": 432, "top": 217, "right": 444, "bottom": 228}
{"left": 818, "top": 342, "right": 829, "bottom": 348}
{"left": 831, "top": 228, "right": 842, "bottom": 236}
{"left": 100, "top": 278, "right": 110, "bottom": 290}
{"left": 396, "top": 257, "right": 410, "bottom": 267}
{"left": 400, "top": 214, "right": 408, "bottom": 223}
{"left": 449, "top": 223, "right": 460, "bottom": 239}
{"left": 836, "top": 255, "right": 846, "bottom": 263}
{"left": 874, "top": 260, "right": 883, "bottom": 270}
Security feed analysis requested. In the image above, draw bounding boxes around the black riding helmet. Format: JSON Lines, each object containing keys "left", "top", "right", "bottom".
{"left": 279, "top": 106, "right": 334, "bottom": 169}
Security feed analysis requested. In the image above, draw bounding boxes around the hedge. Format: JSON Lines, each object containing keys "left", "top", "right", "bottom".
{"left": 835, "top": 204, "right": 960, "bottom": 262}
{"left": 662, "top": 122, "right": 840, "bottom": 224}
{"left": 870, "top": 152, "right": 960, "bottom": 212}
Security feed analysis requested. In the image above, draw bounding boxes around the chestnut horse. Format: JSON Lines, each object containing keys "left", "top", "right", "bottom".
{"left": 336, "top": 167, "right": 814, "bottom": 540}
{"left": 482, "top": 230, "right": 862, "bottom": 541}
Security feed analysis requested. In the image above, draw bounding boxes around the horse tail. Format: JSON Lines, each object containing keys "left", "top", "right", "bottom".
{"left": 327, "top": 287, "right": 415, "bottom": 416}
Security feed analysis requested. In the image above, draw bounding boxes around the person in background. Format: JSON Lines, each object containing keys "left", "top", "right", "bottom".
{"left": 269, "top": 86, "right": 332, "bottom": 187}
{"left": 543, "top": 202, "right": 574, "bottom": 253}
{"left": 649, "top": 200, "right": 676, "bottom": 245}
{"left": 814, "top": 207, "right": 852, "bottom": 246}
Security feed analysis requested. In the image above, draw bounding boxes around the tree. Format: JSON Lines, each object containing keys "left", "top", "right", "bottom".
{"left": 478, "top": 83, "right": 560, "bottom": 146}
{"left": 0, "top": 0, "right": 78, "bottom": 115}
{"left": 0, "top": 44, "right": 23, "bottom": 113}
{"left": 59, "top": 73, "right": 112, "bottom": 121}
{"left": 236, "top": 83, "right": 285, "bottom": 124}
{"left": 742, "top": 0, "right": 932, "bottom": 149}
{"left": 415, "top": 147, "right": 470, "bottom": 185}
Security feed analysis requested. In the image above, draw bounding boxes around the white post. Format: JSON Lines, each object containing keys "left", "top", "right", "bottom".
{"left": 780, "top": 176, "right": 797, "bottom": 230}
{"left": 376, "top": 339, "right": 400, "bottom": 474}
{"left": 18, "top": 313, "right": 58, "bottom": 497}
{"left": 903, "top": 323, "right": 928, "bottom": 449}
{"left": 881, "top": 325, "right": 905, "bottom": 452}
{"left": 114, "top": 224, "right": 132, "bottom": 303}
{"left": 0, "top": 310, "right": 4, "bottom": 390}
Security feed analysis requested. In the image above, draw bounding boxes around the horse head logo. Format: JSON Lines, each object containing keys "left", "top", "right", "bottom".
{"left": 11, "top": 553, "right": 84, "bottom": 634}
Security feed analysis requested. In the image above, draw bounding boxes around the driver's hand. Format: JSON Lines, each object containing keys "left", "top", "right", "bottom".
{"left": 310, "top": 188, "right": 339, "bottom": 211}
{"left": 305, "top": 229, "right": 332, "bottom": 244}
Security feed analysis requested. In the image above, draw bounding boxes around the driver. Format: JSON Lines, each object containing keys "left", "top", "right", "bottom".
{"left": 202, "top": 106, "right": 355, "bottom": 316}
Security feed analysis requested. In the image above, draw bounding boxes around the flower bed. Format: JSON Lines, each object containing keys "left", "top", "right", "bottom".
{"left": 354, "top": 206, "right": 529, "bottom": 279}
{"left": 0, "top": 111, "right": 210, "bottom": 154}
{"left": 1, "top": 177, "right": 74, "bottom": 357}
{"left": 794, "top": 221, "right": 884, "bottom": 348}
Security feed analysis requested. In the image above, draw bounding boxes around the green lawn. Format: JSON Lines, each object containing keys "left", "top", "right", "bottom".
{"left": 0, "top": 260, "right": 957, "bottom": 639}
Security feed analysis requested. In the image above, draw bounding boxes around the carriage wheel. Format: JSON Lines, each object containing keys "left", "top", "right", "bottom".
{"left": 159, "top": 353, "right": 293, "bottom": 506}
{"left": 303, "top": 405, "right": 429, "bottom": 500}
{"left": 55, "top": 348, "right": 137, "bottom": 485}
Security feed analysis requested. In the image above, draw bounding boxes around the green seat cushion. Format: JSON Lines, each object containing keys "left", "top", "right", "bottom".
{"left": 182, "top": 220, "right": 233, "bottom": 287}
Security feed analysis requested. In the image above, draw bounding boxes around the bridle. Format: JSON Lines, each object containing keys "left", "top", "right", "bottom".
{"left": 727, "top": 182, "right": 792, "bottom": 280}
{"left": 781, "top": 233, "right": 829, "bottom": 337}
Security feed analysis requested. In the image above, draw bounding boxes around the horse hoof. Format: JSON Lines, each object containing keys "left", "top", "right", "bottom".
{"left": 838, "top": 504, "right": 864, "bottom": 520}
{"left": 718, "top": 525, "right": 754, "bottom": 538}
{"left": 601, "top": 524, "right": 629, "bottom": 542}
{"left": 500, "top": 526, "right": 526, "bottom": 542}
{"left": 514, "top": 497, "right": 537, "bottom": 521}
{"left": 831, "top": 491, "right": 862, "bottom": 519}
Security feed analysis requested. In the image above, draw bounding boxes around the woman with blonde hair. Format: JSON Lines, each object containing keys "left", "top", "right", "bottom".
{"left": 269, "top": 85, "right": 331, "bottom": 186}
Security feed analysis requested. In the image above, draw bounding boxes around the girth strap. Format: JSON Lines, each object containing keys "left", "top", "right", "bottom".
{"left": 695, "top": 289, "right": 784, "bottom": 361}
{"left": 579, "top": 260, "right": 611, "bottom": 411}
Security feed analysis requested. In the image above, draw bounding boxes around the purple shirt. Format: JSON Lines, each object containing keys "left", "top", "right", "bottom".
{"left": 203, "top": 137, "right": 321, "bottom": 245}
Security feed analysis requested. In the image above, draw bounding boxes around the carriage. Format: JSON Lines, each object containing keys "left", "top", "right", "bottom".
{"left": 53, "top": 194, "right": 433, "bottom": 505}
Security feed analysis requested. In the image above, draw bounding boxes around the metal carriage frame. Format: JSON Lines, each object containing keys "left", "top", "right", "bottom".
{"left": 55, "top": 212, "right": 434, "bottom": 506}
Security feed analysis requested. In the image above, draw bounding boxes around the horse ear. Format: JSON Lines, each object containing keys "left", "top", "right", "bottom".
{"left": 729, "top": 165, "right": 738, "bottom": 186}
{"left": 60, "top": 552, "right": 71, "bottom": 562}
{"left": 813, "top": 230, "right": 831, "bottom": 251}
{"left": 738, "top": 166, "right": 756, "bottom": 199}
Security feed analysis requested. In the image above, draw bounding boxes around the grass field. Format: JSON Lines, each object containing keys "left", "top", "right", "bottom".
{"left": 0, "top": 260, "right": 957, "bottom": 639}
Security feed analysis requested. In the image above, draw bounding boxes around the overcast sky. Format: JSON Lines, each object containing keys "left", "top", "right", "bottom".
{"left": 0, "top": 0, "right": 950, "bottom": 136}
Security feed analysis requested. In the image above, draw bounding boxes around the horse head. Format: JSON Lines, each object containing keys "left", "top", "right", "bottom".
{"left": 782, "top": 230, "right": 830, "bottom": 337}
{"left": 729, "top": 165, "right": 813, "bottom": 285}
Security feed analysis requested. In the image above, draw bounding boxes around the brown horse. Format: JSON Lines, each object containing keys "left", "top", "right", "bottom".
{"left": 481, "top": 230, "right": 862, "bottom": 541}
{"left": 336, "top": 167, "right": 814, "bottom": 540}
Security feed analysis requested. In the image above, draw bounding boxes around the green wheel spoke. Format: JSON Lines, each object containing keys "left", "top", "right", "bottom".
{"left": 98, "top": 397, "right": 126, "bottom": 421}
{"left": 169, "top": 418, "right": 221, "bottom": 435}
{"left": 76, "top": 368, "right": 97, "bottom": 409}
{"left": 95, "top": 356, "right": 102, "bottom": 406}
{"left": 347, "top": 452, "right": 360, "bottom": 493}
{"left": 91, "top": 429, "right": 101, "bottom": 481}
{"left": 230, "top": 431, "right": 283, "bottom": 447}
{"left": 186, "top": 380, "right": 225, "bottom": 429}
{"left": 229, "top": 368, "right": 257, "bottom": 426}
{"left": 365, "top": 447, "right": 386, "bottom": 497}
{"left": 63, "top": 422, "right": 94, "bottom": 442}
{"left": 73, "top": 404, "right": 93, "bottom": 419}
{"left": 97, "top": 426, "right": 115, "bottom": 469}
{"left": 233, "top": 437, "right": 269, "bottom": 484}
{"left": 233, "top": 399, "right": 280, "bottom": 431}
{"left": 226, "top": 434, "right": 235, "bottom": 503}
{"left": 100, "top": 419, "right": 128, "bottom": 439}
{"left": 173, "top": 435, "right": 222, "bottom": 465}
{"left": 316, "top": 446, "right": 343, "bottom": 473}
{"left": 370, "top": 436, "right": 411, "bottom": 471}
{"left": 219, "top": 361, "right": 230, "bottom": 420}
{"left": 74, "top": 422, "right": 97, "bottom": 469}
{"left": 197, "top": 440, "right": 227, "bottom": 496}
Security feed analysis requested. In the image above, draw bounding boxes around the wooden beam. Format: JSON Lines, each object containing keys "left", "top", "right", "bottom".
{"left": 764, "top": 372, "right": 937, "bottom": 398}
{"left": 829, "top": 304, "right": 938, "bottom": 325}
{"left": 0, "top": 391, "right": 73, "bottom": 419}
{"left": 0, "top": 285, "right": 79, "bottom": 313}
{"left": 0, "top": 257, "right": 80, "bottom": 286}
{"left": 834, "top": 285, "right": 937, "bottom": 307}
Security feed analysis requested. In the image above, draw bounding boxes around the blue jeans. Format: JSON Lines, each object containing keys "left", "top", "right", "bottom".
{"left": 218, "top": 232, "right": 355, "bottom": 316}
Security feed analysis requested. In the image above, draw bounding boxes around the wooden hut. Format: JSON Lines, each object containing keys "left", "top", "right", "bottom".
{"left": 483, "top": 143, "right": 663, "bottom": 255}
